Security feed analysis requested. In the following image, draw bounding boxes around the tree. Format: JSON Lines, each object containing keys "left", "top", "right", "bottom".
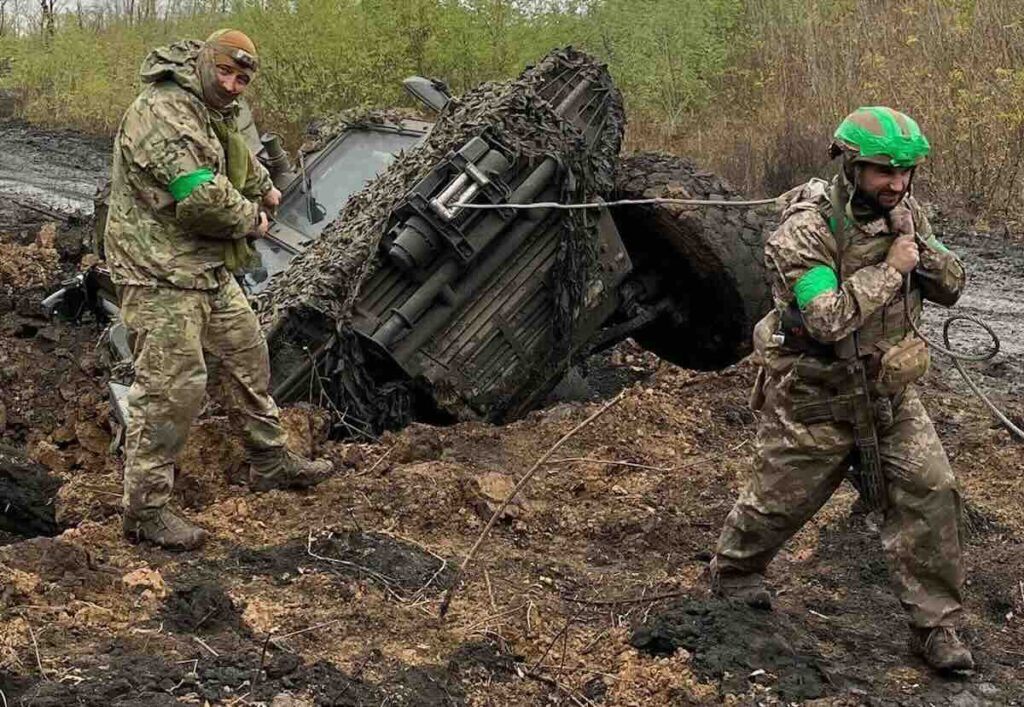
{"left": 39, "top": 0, "right": 57, "bottom": 36}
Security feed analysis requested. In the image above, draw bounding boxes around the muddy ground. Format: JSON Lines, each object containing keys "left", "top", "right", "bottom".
{"left": 1, "top": 123, "right": 1023, "bottom": 706}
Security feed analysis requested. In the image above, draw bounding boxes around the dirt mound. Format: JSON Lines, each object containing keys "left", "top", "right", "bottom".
{"left": 158, "top": 582, "right": 247, "bottom": 635}
{"left": 235, "top": 528, "right": 455, "bottom": 599}
{"left": 0, "top": 444, "right": 62, "bottom": 539}
{"left": 631, "top": 599, "right": 830, "bottom": 701}
{"left": 8, "top": 641, "right": 463, "bottom": 706}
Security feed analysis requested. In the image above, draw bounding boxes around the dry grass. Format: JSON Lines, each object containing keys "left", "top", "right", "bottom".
{"left": 627, "top": 0, "right": 1024, "bottom": 223}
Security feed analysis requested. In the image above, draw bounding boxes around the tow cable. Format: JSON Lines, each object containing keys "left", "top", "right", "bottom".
{"left": 904, "top": 273, "right": 1024, "bottom": 441}
{"left": 457, "top": 195, "right": 1023, "bottom": 441}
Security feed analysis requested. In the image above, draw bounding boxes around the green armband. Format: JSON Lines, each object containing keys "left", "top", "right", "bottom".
{"left": 168, "top": 168, "right": 215, "bottom": 202}
{"left": 793, "top": 265, "right": 838, "bottom": 309}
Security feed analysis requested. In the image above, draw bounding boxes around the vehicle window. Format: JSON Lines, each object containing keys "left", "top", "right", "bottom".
{"left": 276, "top": 129, "right": 420, "bottom": 239}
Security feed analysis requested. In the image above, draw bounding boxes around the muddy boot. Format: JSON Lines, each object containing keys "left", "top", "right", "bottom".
{"left": 709, "top": 557, "right": 772, "bottom": 610}
{"left": 910, "top": 627, "right": 975, "bottom": 672}
{"left": 123, "top": 507, "right": 209, "bottom": 551}
{"left": 248, "top": 447, "right": 334, "bottom": 492}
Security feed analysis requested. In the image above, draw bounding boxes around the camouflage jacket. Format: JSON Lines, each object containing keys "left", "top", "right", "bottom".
{"left": 104, "top": 40, "right": 273, "bottom": 290}
{"left": 754, "top": 177, "right": 965, "bottom": 374}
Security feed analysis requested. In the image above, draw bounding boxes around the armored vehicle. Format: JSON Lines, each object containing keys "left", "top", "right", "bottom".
{"left": 54, "top": 48, "right": 772, "bottom": 436}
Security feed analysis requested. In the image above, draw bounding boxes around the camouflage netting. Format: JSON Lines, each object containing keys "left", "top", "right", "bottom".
{"left": 297, "top": 108, "right": 430, "bottom": 155}
{"left": 254, "top": 47, "right": 624, "bottom": 435}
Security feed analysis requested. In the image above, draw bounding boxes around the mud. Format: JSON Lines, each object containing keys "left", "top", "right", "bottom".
{"left": 158, "top": 582, "right": 247, "bottom": 635}
{"left": 234, "top": 529, "right": 456, "bottom": 598}
{"left": 631, "top": 599, "right": 830, "bottom": 701}
{"left": 921, "top": 229, "right": 1024, "bottom": 401}
{"left": 0, "top": 444, "right": 62, "bottom": 539}
{"left": 0, "top": 121, "right": 109, "bottom": 215}
{"left": 5, "top": 639, "right": 466, "bottom": 706}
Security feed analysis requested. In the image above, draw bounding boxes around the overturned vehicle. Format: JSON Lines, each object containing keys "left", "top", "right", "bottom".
{"left": 59, "top": 48, "right": 773, "bottom": 437}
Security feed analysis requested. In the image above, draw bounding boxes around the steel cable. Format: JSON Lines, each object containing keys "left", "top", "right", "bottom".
{"left": 456, "top": 193, "right": 1021, "bottom": 440}
{"left": 454, "top": 196, "right": 779, "bottom": 210}
{"left": 458, "top": 189, "right": 1024, "bottom": 438}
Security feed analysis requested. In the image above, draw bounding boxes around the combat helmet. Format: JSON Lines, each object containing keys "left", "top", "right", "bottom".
{"left": 828, "top": 106, "right": 930, "bottom": 168}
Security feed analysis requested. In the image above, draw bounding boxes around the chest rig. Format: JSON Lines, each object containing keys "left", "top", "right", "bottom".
{"left": 778, "top": 180, "right": 922, "bottom": 360}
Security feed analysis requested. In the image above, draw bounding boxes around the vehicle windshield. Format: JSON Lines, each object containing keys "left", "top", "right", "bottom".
{"left": 276, "top": 128, "right": 420, "bottom": 239}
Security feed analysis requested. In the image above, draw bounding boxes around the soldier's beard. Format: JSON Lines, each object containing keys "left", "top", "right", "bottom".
{"left": 844, "top": 162, "right": 908, "bottom": 218}
{"left": 196, "top": 49, "right": 237, "bottom": 110}
{"left": 852, "top": 187, "right": 906, "bottom": 217}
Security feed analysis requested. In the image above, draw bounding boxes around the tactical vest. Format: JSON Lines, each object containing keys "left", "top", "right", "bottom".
{"left": 775, "top": 182, "right": 923, "bottom": 361}
{"left": 833, "top": 217, "right": 922, "bottom": 359}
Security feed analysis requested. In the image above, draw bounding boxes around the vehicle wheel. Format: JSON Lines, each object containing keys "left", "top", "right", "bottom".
{"left": 612, "top": 152, "right": 774, "bottom": 370}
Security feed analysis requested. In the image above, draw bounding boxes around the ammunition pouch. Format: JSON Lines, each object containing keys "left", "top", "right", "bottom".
{"left": 853, "top": 287, "right": 923, "bottom": 358}
{"left": 875, "top": 334, "right": 929, "bottom": 396}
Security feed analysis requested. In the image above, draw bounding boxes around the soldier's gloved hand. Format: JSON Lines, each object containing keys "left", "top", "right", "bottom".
{"left": 252, "top": 210, "right": 270, "bottom": 239}
{"left": 886, "top": 234, "right": 919, "bottom": 274}
{"left": 262, "top": 187, "right": 282, "bottom": 213}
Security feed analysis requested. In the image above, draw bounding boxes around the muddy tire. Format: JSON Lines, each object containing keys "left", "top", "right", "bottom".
{"left": 612, "top": 153, "right": 774, "bottom": 370}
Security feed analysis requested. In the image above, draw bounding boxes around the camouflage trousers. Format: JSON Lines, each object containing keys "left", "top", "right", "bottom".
{"left": 120, "top": 269, "right": 288, "bottom": 513}
{"left": 715, "top": 376, "right": 964, "bottom": 628}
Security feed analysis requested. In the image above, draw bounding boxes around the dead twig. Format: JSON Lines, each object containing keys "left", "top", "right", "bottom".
{"left": 270, "top": 619, "right": 341, "bottom": 649}
{"left": 529, "top": 606, "right": 585, "bottom": 675}
{"left": 1, "top": 686, "right": 8, "bottom": 707}
{"left": 357, "top": 444, "right": 395, "bottom": 477}
{"left": 9, "top": 197, "right": 70, "bottom": 222}
{"left": 546, "top": 439, "right": 749, "bottom": 476}
{"left": 546, "top": 457, "right": 673, "bottom": 473}
{"left": 193, "top": 636, "right": 219, "bottom": 657}
{"left": 251, "top": 631, "right": 273, "bottom": 689}
{"left": 439, "top": 391, "right": 627, "bottom": 617}
{"left": 76, "top": 484, "right": 122, "bottom": 498}
{"left": 521, "top": 668, "right": 596, "bottom": 707}
{"left": 484, "top": 569, "right": 497, "bottom": 611}
{"left": 675, "top": 439, "right": 750, "bottom": 472}
{"left": 562, "top": 589, "right": 689, "bottom": 607}
{"left": 462, "top": 603, "right": 528, "bottom": 634}
{"left": 579, "top": 628, "right": 609, "bottom": 655}
{"left": 25, "top": 619, "right": 46, "bottom": 680}
{"left": 533, "top": 664, "right": 621, "bottom": 680}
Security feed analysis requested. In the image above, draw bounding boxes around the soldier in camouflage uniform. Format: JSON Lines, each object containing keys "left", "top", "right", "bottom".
{"left": 105, "top": 30, "right": 333, "bottom": 551}
{"left": 711, "top": 107, "right": 974, "bottom": 671}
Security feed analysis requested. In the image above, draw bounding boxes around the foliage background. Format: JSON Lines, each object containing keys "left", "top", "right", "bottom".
{"left": 2, "top": 0, "right": 1022, "bottom": 221}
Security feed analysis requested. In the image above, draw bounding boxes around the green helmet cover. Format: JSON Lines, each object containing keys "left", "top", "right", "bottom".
{"left": 833, "top": 106, "right": 930, "bottom": 168}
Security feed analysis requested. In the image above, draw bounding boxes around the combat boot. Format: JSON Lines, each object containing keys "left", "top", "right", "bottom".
{"left": 248, "top": 447, "right": 334, "bottom": 492}
{"left": 709, "top": 556, "right": 772, "bottom": 610}
{"left": 910, "top": 626, "right": 975, "bottom": 672}
{"left": 123, "top": 507, "right": 209, "bottom": 551}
